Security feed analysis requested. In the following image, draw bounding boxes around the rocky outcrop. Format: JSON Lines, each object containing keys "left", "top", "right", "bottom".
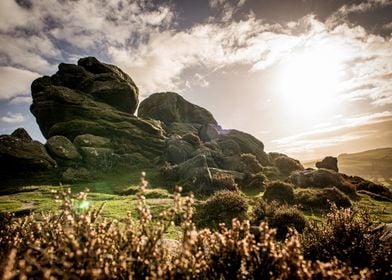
{"left": 30, "top": 57, "right": 166, "bottom": 159}
{"left": 0, "top": 129, "right": 57, "bottom": 176}
{"left": 290, "top": 168, "right": 357, "bottom": 198}
{"left": 316, "top": 156, "right": 338, "bottom": 172}
{"left": 138, "top": 92, "right": 217, "bottom": 125}
{"left": 46, "top": 136, "right": 80, "bottom": 160}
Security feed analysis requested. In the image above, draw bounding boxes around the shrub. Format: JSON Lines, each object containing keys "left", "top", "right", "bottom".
{"left": 199, "top": 190, "right": 248, "bottom": 228}
{"left": 0, "top": 182, "right": 379, "bottom": 279}
{"left": 240, "top": 153, "right": 263, "bottom": 173}
{"left": 269, "top": 205, "right": 307, "bottom": 240}
{"left": 251, "top": 198, "right": 268, "bottom": 225}
{"left": 263, "top": 181, "right": 295, "bottom": 204}
{"left": 302, "top": 205, "right": 391, "bottom": 278}
{"left": 261, "top": 166, "right": 280, "bottom": 180}
{"left": 181, "top": 132, "right": 201, "bottom": 147}
{"left": 295, "top": 187, "right": 352, "bottom": 210}
{"left": 274, "top": 156, "right": 304, "bottom": 176}
{"left": 211, "top": 173, "right": 238, "bottom": 192}
{"left": 243, "top": 172, "right": 267, "bottom": 191}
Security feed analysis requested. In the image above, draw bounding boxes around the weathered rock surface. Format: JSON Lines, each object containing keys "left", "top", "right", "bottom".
{"left": 316, "top": 156, "right": 339, "bottom": 172}
{"left": 30, "top": 57, "right": 166, "bottom": 159}
{"left": 290, "top": 168, "right": 357, "bottom": 198}
{"left": 0, "top": 129, "right": 57, "bottom": 175}
{"left": 11, "top": 128, "right": 32, "bottom": 141}
{"left": 73, "top": 134, "right": 110, "bottom": 148}
{"left": 138, "top": 92, "right": 217, "bottom": 125}
{"left": 46, "top": 136, "right": 80, "bottom": 160}
{"left": 173, "top": 154, "right": 212, "bottom": 188}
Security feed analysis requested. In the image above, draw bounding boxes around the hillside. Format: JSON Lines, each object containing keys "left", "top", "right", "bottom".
{"left": 303, "top": 148, "right": 392, "bottom": 186}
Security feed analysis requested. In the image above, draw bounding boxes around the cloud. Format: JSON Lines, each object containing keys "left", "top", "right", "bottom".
{"left": 335, "top": 0, "right": 392, "bottom": 16}
{"left": 1, "top": 112, "right": 27, "bottom": 124}
{"left": 272, "top": 111, "right": 392, "bottom": 157}
{"left": 9, "top": 96, "right": 32, "bottom": 105}
{"left": 0, "top": 66, "right": 40, "bottom": 100}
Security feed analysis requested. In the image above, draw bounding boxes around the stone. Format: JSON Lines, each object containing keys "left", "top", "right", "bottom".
{"left": 79, "top": 147, "right": 115, "bottom": 170}
{"left": 198, "top": 124, "right": 219, "bottom": 142}
{"left": 138, "top": 92, "right": 217, "bottom": 125}
{"left": 164, "top": 137, "right": 195, "bottom": 164}
{"left": 46, "top": 135, "right": 80, "bottom": 160}
{"left": 175, "top": 154, "right": 212, "bottom": 187}
{"left": 11, "top": 128, "right": 32, "bottom": 141}
{"left": 0, "top": 134, "right": 57, "bottom": 175}
{"left": 62, "top": 167, "right": 92, "bottom": 183}
{"left": 316, "top": 156, "right": 339, "bottom": 172}
{"left": 216, "top": 129, "right": 270, "bottom": 166}
{"left": 30, "top": 57, "right": 166, "bottom": 159}
{"left": 73, "top": 134, "right": 110, "bottom": 148}
{"left": 166, "top": 122, "right": 199, "bottom": 136}
{"left": 290, "top": 168, "right": 357, "bottom": 198}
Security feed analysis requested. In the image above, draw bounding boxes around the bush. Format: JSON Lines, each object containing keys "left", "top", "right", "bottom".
{"left": 295, "top": 187, "right": 352, "bottom": 210}
{"left": 243, "top": 172, "right": 267, "bottom": 191}
{"left": 269, "top": 205, "right": 307, "bottom": 240}
{"left": 199, "top": 190, "right": 248, "bottom": 228}
{"left": 211, "top": 173, "right": 238, "bottom": 192}
{"left": 181, "top": 132, "right": 201, "bottom": 147}
{"left": 0, "top": 183, "right": 379, "bottom": 279}
{"left": 240, "top": 153, "right": 263, "bottom": 173}
{"left": 261, "top": 166, "right": 280, "bottom": 180}
{"left": 251, "top": 198, "right": 268, "bottom": 225}
{"left": 302, "top": 205, "right": 391, "bottom": 278}
{"left": 274, "top": 156, "right": 304, "bottom": 176}
{"left": 263, "top": 181, "right": 294, "bottom": 204}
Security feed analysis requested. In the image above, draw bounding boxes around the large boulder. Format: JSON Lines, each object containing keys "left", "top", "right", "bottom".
{"left": 174, "top": 154, "right": 212, "bottom": 189}
{"left": 215, "top": 129, "right": 270, "bottom": 166}
{"left": 30, "top": 57, "right": 166, "bottom": 159}
{"left": 138, "top": 92, "right": 217, "bottom": 125}
{"left": 164, "top": 137, "right": 196, "bottom": 164}
{"left": 0, "top": 130, "right": 57, "bottom": 176}
{"left": 46, "top": 135, "right": 80, "bottom": 160}
{"left": 316, "top": 156, "right": 339, "bottom": 172}
{"left": 290, "top": 168, "right": 357, "bottom": 198}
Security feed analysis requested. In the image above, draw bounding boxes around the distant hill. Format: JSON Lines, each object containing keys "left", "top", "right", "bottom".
{"left": 303, "top": 148, "right": 392, "bottom": 186}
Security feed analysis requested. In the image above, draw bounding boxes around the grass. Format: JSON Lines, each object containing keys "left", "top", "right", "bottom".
{"left": 0, "top": 166, "right": 391, "bottom": 236}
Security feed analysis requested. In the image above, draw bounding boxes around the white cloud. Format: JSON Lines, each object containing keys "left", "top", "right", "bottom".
{"left": 9, "top": 96, "right": 32, "bottom": 105}
{"left": 0, "top": 67, "right": 40, "bottom": 100}
{"left": 271, "top": 111, "right": 392, "bottom": 157}
{"left": 1, "top": 112, "right": 27, "bottom": 124}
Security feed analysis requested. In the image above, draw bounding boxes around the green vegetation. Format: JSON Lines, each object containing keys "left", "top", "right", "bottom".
{"left": 1, "top": 185, "right": 390, "bottom": 279}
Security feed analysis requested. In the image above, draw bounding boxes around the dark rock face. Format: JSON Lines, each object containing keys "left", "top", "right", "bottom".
{"left": 11, "top": 128, "right": 32, "bottom": 141}
{"left": 30, "top": 57, "right": 166, "bottom": 159}
{"left": 138, "top": 92, "right": 217, "bottom": 125}
{"left": 316, "top": 156, "right": 339, "bottom": 172}
{"left": 0, "top": 130, "right": 57, "bottom": 175}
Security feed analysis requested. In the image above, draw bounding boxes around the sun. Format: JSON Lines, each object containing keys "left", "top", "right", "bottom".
{"left": 277, "top": 47, "right": 344, "bottom": 116}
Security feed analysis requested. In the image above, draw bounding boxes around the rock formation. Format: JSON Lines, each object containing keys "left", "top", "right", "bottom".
{"left": 0, "top": 128, "right": 57, "bottom": 180}
{"left": 0, "top": 56, "right": 388, "bottom": 202}
{"left": 316, "top": 156, "right": 339, "bottom": 172}
{"left": 30, "top": 57, "right": 166, "bottom": 160}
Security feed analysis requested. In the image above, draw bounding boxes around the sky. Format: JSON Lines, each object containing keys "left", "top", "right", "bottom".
{"left": 0, "top": 0, "right": 391, "bottom": 161}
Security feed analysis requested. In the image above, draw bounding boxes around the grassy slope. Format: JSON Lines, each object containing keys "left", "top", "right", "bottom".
{"left": 1, "top": 166, "right": 392, "bottom": 229}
